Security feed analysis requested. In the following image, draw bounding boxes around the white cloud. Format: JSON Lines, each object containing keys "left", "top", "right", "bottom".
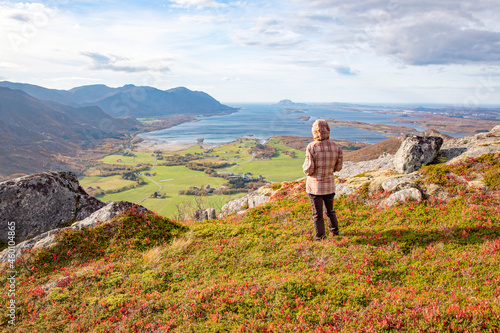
{"left": 288, "top": 0, "right": 500, "bottom": 66}
{"left": 0, "top": 61, "right": 22, "bottom": 69}
{"left": 1, "top": 0, "right": 500, "bottom": 103}
{"left": 169, "top": 0, "right": 227, "bottom": 9}
{"left": 81, "top": 52, "right": 171, "bottom": 73}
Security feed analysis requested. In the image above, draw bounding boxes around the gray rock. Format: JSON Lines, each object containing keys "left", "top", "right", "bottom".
{"left": 219, "top": 191, "right": 271, "bottom": 218}
{"left": 206, "top": 208, "right": 217, "bottom": 220}
{"left": 384, "top": 188, "right": 422, "bottom": 206}
{"left": 442, "top": 125, "right": 500, "bottom": 164}
{"left": 193, "top": 209, "right": 207, "bottom": 221}
{"left": 417, "top": 129, "right": 453, "bottom": 141}
{"left": 336, "top": 152, "right": 396, "bottom": 179}
{"left": 393, "top": 136, "right": 443, "bottom": 174}
{"left": 72, "top": 201, "right": 148, "bottom": 230}
{"left": 0, "top": 201, "right": 148, "bottom": 263}
{"left": 335, "top": 183, "right": 356, "bottom": 196}
{"left": 0, "top": 171, "right": 105, "bottom": 243}
{"left": 192, "top": 208, "right": 217, "bottom": 221}
{"left": 0, "top": 229, "right": 60, "bottom": 263}
{"left": 381, "top": 173, "right": 422, "bottom": 192}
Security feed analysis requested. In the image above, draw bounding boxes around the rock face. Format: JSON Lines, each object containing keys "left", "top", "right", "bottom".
{"left": 0, "top": 171, "right": 105, "bottom": 243}
{"left": 0, "top": 201, "right": 148, "bottom": 263}
{"left": 219, "top": 190, "right": 271, "bottom": 218}
{"left": 72, "top": 201, "right": 148, "bottom": 230}
{"left": 441, "top": 125, "right": 500, "bottom": 163}
{"left": 337, "top": 152, "right": 396, "bottom": 179}
{"left": 192, "top": 208, "right": 217, "bottom": 221}
{"left": 393, "top": 136, "right": 444, "bottom": 174}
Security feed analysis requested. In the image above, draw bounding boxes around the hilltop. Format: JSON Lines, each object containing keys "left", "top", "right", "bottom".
{"left": 1, "top": 127, "right": 499, "bottom": 332}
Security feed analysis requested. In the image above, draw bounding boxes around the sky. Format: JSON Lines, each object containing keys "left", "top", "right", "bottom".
{"left": 0, "top": 0, "right": 500, "bottom": 105}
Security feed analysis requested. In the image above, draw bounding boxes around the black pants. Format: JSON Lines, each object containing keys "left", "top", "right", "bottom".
{"left": 308, "top": 193, "right": 339, "bottom": 240}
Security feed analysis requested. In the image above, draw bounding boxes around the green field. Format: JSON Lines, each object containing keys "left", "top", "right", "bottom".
{"left": 79, "top": 175, "right": 137, "bottom": 191}
{"left": 81, "top": 138, "right": 308, "bottom": 217}
{"left": 101, "top": 152, "right": 156, "bottom": 166}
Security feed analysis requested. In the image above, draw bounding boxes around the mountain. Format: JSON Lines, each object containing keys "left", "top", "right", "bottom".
{"left": 83, "top": 85, "right": 237, "bottom": 118}
{"left": 276, "top": 99, "right": 308, "bottom": 107}
{"left": 0, "top": 81, "right": 237, "bottom": 118}
{"left": 0, "top": 81, "right": 75, "bottom": 105}
{"left": 0, "top": 87, "right": 141, "bottom": 176}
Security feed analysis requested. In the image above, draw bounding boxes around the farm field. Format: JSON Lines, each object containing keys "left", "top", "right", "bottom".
{"left": 79, "top": 175, "right": 137, "bottom": 192}
{"left": 79, "top": 138, "right": 306, "bottom": 217}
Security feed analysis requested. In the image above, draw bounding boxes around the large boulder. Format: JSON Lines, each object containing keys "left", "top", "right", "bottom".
{"left": 0, "top": 171, "right": 105, "bottom": 243}
{"left": 393, "top": 136, "right": 443, "bottom": 174}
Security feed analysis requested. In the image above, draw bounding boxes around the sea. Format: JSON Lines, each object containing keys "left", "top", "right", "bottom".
{"left": 139, "top": 103, "right": 446, "bottom": 146}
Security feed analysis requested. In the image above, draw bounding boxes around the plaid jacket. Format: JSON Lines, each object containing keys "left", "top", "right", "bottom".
{"left": 302, "top": 139, "right": 343, "bottom": 195}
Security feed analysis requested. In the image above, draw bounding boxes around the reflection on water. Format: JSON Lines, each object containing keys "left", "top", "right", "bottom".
{"left": 139, "top": 103, "right": 430, "bottom": 145}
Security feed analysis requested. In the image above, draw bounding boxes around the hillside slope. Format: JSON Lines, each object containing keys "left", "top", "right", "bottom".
{"left": 2, "top": 151, "right": 499, "bottom": 332}
{"left": 0, "top": 87, "right": 140, "bottom": 176}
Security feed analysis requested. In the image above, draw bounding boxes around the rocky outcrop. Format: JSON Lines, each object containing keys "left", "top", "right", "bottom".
{"left": 393, "top": 136, "right": 443, "bottom": 174}
{"left": 381, "top": 173, "right": 422, "bottom": 192}
{"left": 0, "top": 171, "right": 105, "bottom": 243}
{"left": 419, "top": 129, "right": 453, "bottom": 141}
{"left": 192, "top": 208, "right": 217, "bottom": 221}
{"left": 219, "top": 187, "right": 273, "bottom": 218}
{"left": 71, "top": 201, "right": 148, "bottom": 230}
{"left": 0, "top": 201, "right": 148, "bottom": 263}
{"left": 337, "top": 152, "right": 396, "bottom": 179}
{"left": 441, "top": 125, "right": 500, "bottom": 163}
{"left": 384, "top": 188, "right": 422, "bottom": 206}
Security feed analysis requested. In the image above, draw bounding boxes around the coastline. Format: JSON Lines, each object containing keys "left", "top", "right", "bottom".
{"left": 135, "top": 138, "right": 215, "bottom": 152}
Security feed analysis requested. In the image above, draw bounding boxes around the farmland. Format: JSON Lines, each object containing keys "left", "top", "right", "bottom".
{"left": 79, "top": 138, "right": 306, "bottom": 217}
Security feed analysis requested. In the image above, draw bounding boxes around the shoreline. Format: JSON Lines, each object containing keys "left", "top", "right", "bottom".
{"left": 135, "top": 139, "right": 216, "bottom": 152}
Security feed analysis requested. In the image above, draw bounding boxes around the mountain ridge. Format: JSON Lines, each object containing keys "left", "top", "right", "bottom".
{"left": 0, "top": 81, "right": 237, "bottom": 118}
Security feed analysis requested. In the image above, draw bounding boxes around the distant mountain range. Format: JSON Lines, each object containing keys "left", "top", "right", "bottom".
{"left": 0, "top": 81, "right": 236, "bottom": 118}
{"left": 0, "top": 81, "right": 236, "bottom": 177}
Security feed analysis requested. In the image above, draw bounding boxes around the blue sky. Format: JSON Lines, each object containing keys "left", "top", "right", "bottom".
{"left": 0, "top": 0, "right": 499, "bottom": 104}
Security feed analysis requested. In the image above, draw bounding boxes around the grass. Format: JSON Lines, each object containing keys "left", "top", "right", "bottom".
{"left": 99, "top": 181, "right": 159, "bottom": 203}
{"left": 100, "top": 152, "right": 156, "bottom": 166}
{"left": 3, "top": 162, "right": 500, "bottom": 331}
{"left": 97, "top": 166, "right": 244, "bottom": 217}
{"left": 136, "top": 118, "right": 160, "bottom": 124}
{"left": 140, "top": 192, "right": 243, "bottom": 218}
{"left": 223, "top": 156, "right": 305, "bottom": 183}
{"left": 83, "top": 138, "right": 307, "bottom": 217}
{"left": 78, "top": 175, "right": 137, "bottom": 192}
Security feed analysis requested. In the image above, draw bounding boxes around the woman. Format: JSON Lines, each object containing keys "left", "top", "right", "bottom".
{"left": 302, "top": 119, "right": 343, "bottom": 241}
